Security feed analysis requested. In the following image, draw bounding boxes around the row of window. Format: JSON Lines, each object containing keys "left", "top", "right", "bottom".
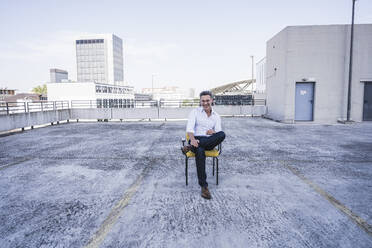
{"left": 78, "top": 75, "right": 106, "bottom": 81}
{"left": 114, "top": 75, "right": 124, "bottom": 81}
{"left": 78, "top": 63, "right": 105, "bottom": 68}
{"left": 77, "top": 56, "right": 105, "bottom": 63}
{"left": 77, "top": 50, "right": 105, "bottom": 56}
{"left": 97, "top": 99, "right": 134, "bottom": 108}
{"left": 96, "top": 85, "right": 131, "bottom": 94}
{"left": 77, "top": 46, "right": 104, "bottom": 51}
{"left": 79, "top": 74, "right": 105, "bottom": 77}
{"left": 76, "top": 39, "right": 104, "bottom": 44}
{"left": 114, "top": 73, "right": 123, "bottom": 77}
{"left": 77, "top": 52, "right": 105, "bottom": 56}
{"left": 113, "top": 57, "right": 123, "bottom": 63}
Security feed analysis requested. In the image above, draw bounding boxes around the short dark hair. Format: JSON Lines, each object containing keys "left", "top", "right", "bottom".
{"left": 199, "top": 90, "right": 213, "bottom": 98}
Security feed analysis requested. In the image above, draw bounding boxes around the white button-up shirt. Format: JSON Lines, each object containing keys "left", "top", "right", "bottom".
{"left": 186, "top": 107, "right": 222, "bottom": 137}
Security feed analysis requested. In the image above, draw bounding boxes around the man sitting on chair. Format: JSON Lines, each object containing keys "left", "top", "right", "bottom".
{"left": 181, "top": 90, "right": 226, "bottom": 199}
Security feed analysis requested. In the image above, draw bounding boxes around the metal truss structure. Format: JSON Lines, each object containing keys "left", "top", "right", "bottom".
{"left": 210, "top": 79, "right": 255, "bottom": 95}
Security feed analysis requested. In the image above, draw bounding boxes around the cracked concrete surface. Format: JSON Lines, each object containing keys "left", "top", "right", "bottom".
{"left": 0, "top": 118, "right": 372, "bottom": 248}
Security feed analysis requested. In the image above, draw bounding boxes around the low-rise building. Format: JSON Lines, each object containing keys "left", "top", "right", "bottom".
{"left": 3, "top": 93, "right": 44, "bottom": 102}
{"left": 47, "top": 81, "right": 134, "bottom": 108}
{"left": 266, "top": 24, "right": 372, "bottom": 123}
{"left": 0, "top": 88, "right": 16, "bottom": 101}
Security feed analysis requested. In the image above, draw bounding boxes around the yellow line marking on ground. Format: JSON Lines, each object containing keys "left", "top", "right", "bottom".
{"left": 283, "top": 163, "right": 372, "bottom": 237}
{"left": 84, "top": 166, "right": 150, "bottom": 248}
{"left": 0, "top": 157, "right": 31, "bottom": 171}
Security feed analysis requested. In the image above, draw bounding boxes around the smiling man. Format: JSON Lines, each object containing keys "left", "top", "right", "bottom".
{"left": 181, "top": 91, "right": 226, "bottom": 199}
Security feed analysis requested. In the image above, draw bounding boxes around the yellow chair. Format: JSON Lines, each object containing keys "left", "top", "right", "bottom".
{"left": 182, "top": 133, "right": 222, "bottom": 185}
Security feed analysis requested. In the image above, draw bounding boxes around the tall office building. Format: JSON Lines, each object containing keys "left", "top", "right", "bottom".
{"left": 76, "top": 34, "right": 124, "bottom": 85}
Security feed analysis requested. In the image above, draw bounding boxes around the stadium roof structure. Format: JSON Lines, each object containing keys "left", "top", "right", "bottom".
{"left": 210, "top": 79, "right": 255, "bottom": 95}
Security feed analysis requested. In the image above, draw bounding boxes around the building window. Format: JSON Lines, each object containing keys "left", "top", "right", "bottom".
{"left": 97, "top": 99, "right": 102, "bottom": 108}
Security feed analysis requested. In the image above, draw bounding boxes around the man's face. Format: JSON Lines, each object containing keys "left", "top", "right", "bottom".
{"left": 200, "top": 95, "right": 213, "bottom": 111}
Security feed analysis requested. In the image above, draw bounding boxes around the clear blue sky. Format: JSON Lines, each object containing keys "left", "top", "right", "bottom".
{"left": 1, "top": 0, "right": 371, "bottom": 93}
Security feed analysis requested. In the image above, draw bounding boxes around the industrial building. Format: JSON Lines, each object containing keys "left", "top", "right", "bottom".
{"left": 265, "top": 24, "right": 372, "bottom": 123}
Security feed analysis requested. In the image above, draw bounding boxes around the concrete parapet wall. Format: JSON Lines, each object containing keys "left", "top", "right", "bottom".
{"left": 241, "top": 105, "right": 267, "bottom": 116}
{"left": 213, "top": 106, "right": 242, "bottom": 116}
{"left": 158, "top": 107, "right": 194, "bottom": 119}
{"left": 0, "top": 110, "right": 70, "bottom": 132}
{"left": 72, "top": 106, "right": 266, "bottom": 120}
{"left": 70, "top": 109, "right": 111, "bottom": 119}
{"left": 112, "top": 108, "right": 158, "bottom": 119}
{"left": 0, "top": 106, "right": 267, "bottom": 132}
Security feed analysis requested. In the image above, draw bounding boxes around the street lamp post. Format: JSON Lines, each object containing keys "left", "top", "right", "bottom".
{"left": 151, "top": 74, "right": 155, "bottom": 97}
{"left": 251, "top": 55, "right": 254, "bottom": 117}
{"left": 251, "top": 55, "right": 254, "bottom": 98}
{"left": 347, "top": 0, "right": 357, "bottom": 121}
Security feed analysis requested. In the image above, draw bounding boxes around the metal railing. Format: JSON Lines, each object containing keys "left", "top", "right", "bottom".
{"left": 0, "top": 101, "right": 69, "bottom": 115}
{"left": 70, "top": 99, "right": 266, "bottom": 109}
{"left": 0, "top": 98, "right": 266, "bottom": 115}
{"left": 159, "top": 98, "right": 266, "bottom": 107}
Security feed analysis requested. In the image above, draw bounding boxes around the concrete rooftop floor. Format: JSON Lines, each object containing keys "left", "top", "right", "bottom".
{"left": 0, "top": 117, "right": 372, "bottom": 248}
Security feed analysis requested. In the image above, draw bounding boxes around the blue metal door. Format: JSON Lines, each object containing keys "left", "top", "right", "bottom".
{"left": 363, "top": 82, "right": 372, "bottom": 121}
{"left": 295, "top": 82, "right": 314, "bottom": 121}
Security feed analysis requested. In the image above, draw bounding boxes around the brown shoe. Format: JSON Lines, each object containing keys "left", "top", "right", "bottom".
{"left": 181, "top": 145, "right": 192, "bottom": 155}
{"left": 201, "top": 186, "right": 212, "bottom": 199}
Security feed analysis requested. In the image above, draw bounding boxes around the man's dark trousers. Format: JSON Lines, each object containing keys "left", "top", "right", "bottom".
{"left": 190, "top": 131, "right": 225, "bottom": 187}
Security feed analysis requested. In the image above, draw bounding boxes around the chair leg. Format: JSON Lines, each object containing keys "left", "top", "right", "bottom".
{"left": 216, "top": 157, "right": 219, "bottom": 185}
{"left": 212, "top": 157, "right": 215, "bottom": 176}
{"left": 185, "top": 157, "right": 188, "bottom": 186}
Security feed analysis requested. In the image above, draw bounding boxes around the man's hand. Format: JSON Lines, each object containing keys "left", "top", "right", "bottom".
{"left": 206, "top": 129, "right": 215, "bottom": 135}
{"left": 190, "top": 139, "right": 199, "bottom": 147}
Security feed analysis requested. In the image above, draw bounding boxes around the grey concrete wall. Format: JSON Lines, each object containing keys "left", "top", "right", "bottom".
{"left": 286, "top": 25, "right": 348, "bottom": 123}
{"left": 266, "top": 28, "right": 289, "bottom": 122}
{"left": 0, "top": 106, "right": 267, "bottom": 132}
{"left": 0, "top": 110, "right": 70, "bottom": 132}
{"left": 70, "top": 109, "right": 111, "bottom": 119}
{"left": 158, "top": 107, "right": 193, "bottom": 119}
{"left": 159, "top": 106, "right": 267, "bottom": 119}
{"left": 112, "top": 108, "right": 158, "bottom": 119}
{"left": 75, "top": 106, "right": 266, "bottom": 120}
{"left": 266, "top": 24, "right": 372, "bottom": 123}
